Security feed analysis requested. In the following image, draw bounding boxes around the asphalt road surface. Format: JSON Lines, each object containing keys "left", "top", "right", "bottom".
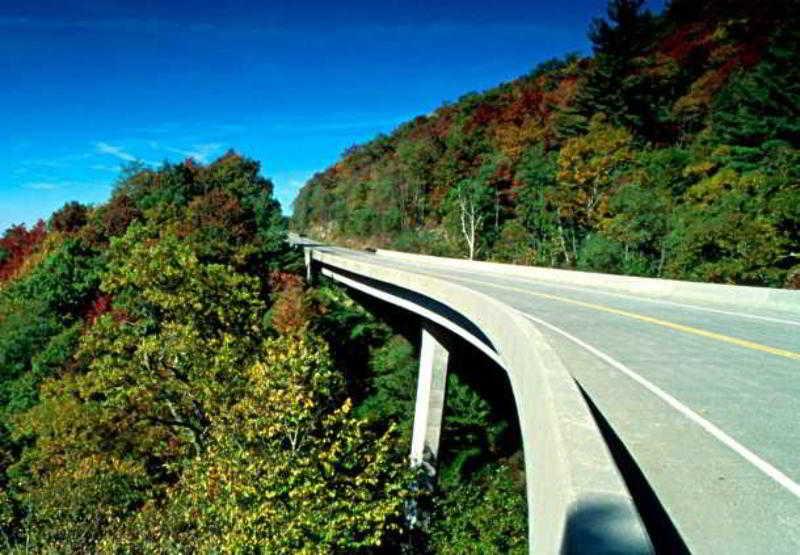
{"left": 300, "top": 240, "right": 800, "bottom": 554}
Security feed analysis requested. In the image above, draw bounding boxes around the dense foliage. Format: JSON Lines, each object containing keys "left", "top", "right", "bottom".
{"left": 314, "top": 294, "right": 529, "bottom": 553}
{"left": 1, "top": 150, "right": 527, "bottom": 551}
{"left": 294, "top": 0, "right": 800, "bottom": 288}
{"left": 0, "top": 153, "right": 428, "bottom": 552}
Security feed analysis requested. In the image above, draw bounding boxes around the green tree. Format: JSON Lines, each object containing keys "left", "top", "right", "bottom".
{"left": 711, "top": 29, "right": 800, "bottom": 152}
{"left": 101, "top": 335, "right": 409, "bottom": 553}
{"left": 6, "top": 238, "right": 102, "bottom": 316}
{"left": 576, "top": 0, "right": 658, "bottom": 135}
{"left": 10, "top": 227, "right": 266, "bottom": 548}
{"left": 429, "top": 463, "right": 527, "bottom": 554}
{"left": 667, "top": 168, "right": 787, "bottom": 285}
{"left": 601, "top": 183, "right": 671, "bottom": 275}
{"left": 514, "top": 145, "right": 560, "bottom": 264}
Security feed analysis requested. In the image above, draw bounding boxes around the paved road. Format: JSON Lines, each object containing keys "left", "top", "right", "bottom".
{"left": 302, "top": 241, "right": 800, "bottom": 554}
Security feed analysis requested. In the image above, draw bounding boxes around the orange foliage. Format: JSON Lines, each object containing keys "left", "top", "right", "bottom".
{"left": 469, "top": 101, "right": 503, "bottom": 131}
{"left": 656, "top": 22, "right": 713, "bottom": 62}
{"left": 269, "top": 272, "right": 314, "bottom": 335}
{"left": 673, "top": 40, "right": 763, "bottom": 121}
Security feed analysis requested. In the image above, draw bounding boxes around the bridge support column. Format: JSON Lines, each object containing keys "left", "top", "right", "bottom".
{"left": 406, "top": 326, "right": 449, "bottom": 530}
{"left": 410, "top": 326, "right": 449, "bottom": 475}
{"left": 304, "top": 248, "right": 313, "bottom": 284}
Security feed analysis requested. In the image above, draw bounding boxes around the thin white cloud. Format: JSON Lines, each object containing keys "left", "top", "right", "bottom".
{"left": 96, "top": 141, "right": 138, "bottom": 162}
{"left": 162, "top": 142, "right": 223, "bottom": 163}
{"left": 24, "top": 181, "right": 61, "bottom": 190}
{"left": 21, "top": 179, "right": 105, "bottom": 192}
{"left": 90, "top": 164, "right": 120, "bottom": 172}
{"left": 21, "top": 152, "right": 93, "bottom": 169}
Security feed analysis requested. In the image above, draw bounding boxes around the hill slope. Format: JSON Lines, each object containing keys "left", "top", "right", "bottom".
{"left": 293, "top": 0, "right": 800, "bottom": 288}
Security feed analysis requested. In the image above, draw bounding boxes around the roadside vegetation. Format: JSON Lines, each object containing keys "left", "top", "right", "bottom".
{"left": 0, "top": 153, "right": 526, "bottom": 552}
{"left": 6, "top": 0, "right": 797, "bottom": 550}
{"left": 293, "top": 0, "right": 800, "bottom": 288}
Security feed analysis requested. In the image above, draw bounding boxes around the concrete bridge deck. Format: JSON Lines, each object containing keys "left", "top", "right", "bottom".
{"left": 297, "top": 237, "right": 800, "bottom": 554}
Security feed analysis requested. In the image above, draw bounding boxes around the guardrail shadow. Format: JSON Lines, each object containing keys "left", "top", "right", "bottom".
{"left": 561, "top": 500, "right": 654, "bottom": 554}
{"left": 575, "top": 383, "right": 689, "bottom": 555}
{"left": 290, "top": 241, "right": 326, "bottom": 248}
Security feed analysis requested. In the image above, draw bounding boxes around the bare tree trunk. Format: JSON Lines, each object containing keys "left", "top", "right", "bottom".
{"left": 556, "top": 217, "right": 571, "bottom": 266}
{"left": 495, "top": 185, "right": 500, "bottom": 232}
{"left": 459, "top": 197, "right": 482, "bottom": 260}
{"left": 657, "top": 241, "right": 667, "bottom": 277}
{"left": 571, "top": 229, "right": 578, "bottom": 264}
{"left": 166, "top": 399, "right": 202, "bottom": 456}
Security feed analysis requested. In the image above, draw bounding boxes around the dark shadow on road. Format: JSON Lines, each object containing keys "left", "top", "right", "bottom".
{"left": 576, "top": 383, "right": 690, "bottom": 555}
{"left": 561, "top": 499, "right": 654, "bottom": 555}
{"left": 290, "top": 241, "right": 326, "bottom": 248}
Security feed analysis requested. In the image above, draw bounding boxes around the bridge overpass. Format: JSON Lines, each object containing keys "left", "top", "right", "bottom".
{"left": 296, "top": 236, "right": 800, "bottom": 554}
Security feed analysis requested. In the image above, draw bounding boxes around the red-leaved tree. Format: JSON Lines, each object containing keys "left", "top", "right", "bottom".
{"left": 0, "top": 220, "right": 47, "bottom": 282}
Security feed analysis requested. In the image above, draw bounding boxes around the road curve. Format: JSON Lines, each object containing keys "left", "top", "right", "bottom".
{"left": 297, "top": 237, "right": 800, "bottom": 554}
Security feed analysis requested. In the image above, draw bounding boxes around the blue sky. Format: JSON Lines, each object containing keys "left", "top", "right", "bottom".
{"left": 1, "top": 0, "right": 664, "bottom": 231}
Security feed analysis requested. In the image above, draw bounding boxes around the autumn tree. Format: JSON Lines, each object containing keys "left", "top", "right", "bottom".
{"left": 103, "top": 335, "right": 409, "bottom": 552}
{"left": 552, "top": 114, "right": 633, "bottom": 264}
{"left": 50, "top": 201, "right": 89, "bottom": 233}
{"left": 8, "top": 225, "right": 265, "bottom": 547}
{"left": 0, "top": 221, "right": 47, "bottom": 282}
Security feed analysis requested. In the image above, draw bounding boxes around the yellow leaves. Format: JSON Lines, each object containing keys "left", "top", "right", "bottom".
{"left": 683, "top": 158, "right": 717, "bottom": 177}
{"left": 112, "top": 332, "right": 412, "bottom": 552}
{"left": 686, "top": 167, "right": 741, "bottom": 204}
{"left": 558, "top": 115, "right": 633, "bottom": 186}
{"left": 555, "top": 114, "right": 633, "bottom": 226}
{"left": 492, "top": 118, "right": 545, "bottom": 162}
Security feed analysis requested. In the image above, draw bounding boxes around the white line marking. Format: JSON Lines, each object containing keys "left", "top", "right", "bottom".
{"left": 520, "top": 311, "right": 800, "bottom": 499}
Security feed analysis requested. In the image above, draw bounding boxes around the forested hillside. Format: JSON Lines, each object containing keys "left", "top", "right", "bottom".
{"left": 293, "top": 0, "right": 800, "bottom": 288}
{"left": 0, "top": 153, "right": 526, "bottom": 552}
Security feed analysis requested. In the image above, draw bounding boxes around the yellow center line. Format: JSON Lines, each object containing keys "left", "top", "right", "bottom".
{"left": 439, "top": 273, "right": 800, "bottom": 362}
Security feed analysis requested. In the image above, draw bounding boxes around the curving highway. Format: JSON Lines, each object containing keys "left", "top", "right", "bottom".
{"left": 296, "top": 237, "right": 800, "bottom": 554}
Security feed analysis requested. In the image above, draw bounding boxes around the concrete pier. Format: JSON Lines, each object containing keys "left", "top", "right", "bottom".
{"left": 410, "top": 327, "right": 449, "bottom": 476}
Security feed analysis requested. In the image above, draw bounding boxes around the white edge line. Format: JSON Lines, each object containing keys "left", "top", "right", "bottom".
{"left": 520, "top": 310, "right": 800, "bottom": 500}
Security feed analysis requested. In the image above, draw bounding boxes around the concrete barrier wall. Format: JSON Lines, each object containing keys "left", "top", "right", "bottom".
{"left": 310, "top": 248, "right": 652, "bottom": 554}
{"left": 375, "top": 249, "right": 800, "bottom": 314}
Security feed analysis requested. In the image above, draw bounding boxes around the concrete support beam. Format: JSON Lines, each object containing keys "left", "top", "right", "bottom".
{"left": 410, "top": 326, "right": 449, "bottom": 476}
{"left": 304, "top": 247, "right": 313, "bottom": 284}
